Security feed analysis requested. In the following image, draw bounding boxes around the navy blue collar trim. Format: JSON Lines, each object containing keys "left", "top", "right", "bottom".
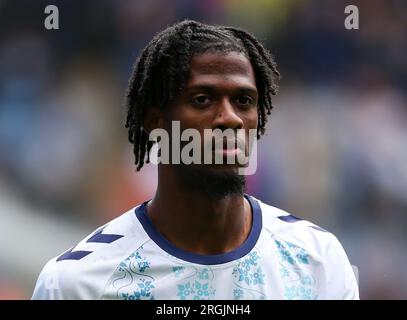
{"left": 134, "top": 194, "right": 262, "bottom": 265}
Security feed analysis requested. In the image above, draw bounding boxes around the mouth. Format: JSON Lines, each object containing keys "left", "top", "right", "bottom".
{"left": 212, "top": 139, "right": 244, "bottom": 158}
{"left": 219, "top": 148, "right": 239, "bottom": 157}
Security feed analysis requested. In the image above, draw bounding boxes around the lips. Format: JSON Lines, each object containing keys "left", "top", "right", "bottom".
{"left": 211, "top": 138, "right": 235, "bottom": 148}
{"left": 220, "top": 148, "right": 240, "bottom": 157}
{"left": 212, "top": 139, "right": 245, "bottom": 155}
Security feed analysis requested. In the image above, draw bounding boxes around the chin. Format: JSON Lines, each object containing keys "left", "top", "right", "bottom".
{"left": 193, "top": 163, "right": 242, "bottom": 175}
{"left": 175, "top": 163, "right": 246, "bottom": 198}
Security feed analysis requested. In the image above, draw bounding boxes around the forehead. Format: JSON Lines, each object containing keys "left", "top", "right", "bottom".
{"left": 186, "top": 51, "right": 256, "bottom": 88}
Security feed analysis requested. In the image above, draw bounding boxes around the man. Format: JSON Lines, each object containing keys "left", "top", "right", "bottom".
{"left": 32, "top": 20, "right": 359, "bottom": 300}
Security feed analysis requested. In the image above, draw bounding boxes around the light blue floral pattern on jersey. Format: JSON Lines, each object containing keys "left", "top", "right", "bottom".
{"left": 275, "top": 240, "right": 310, "bottom": 265}
{"left": 284, "top": 285, "right": 316, "bottom": 300}
{"left": 176, "top": 268, "right": 216, "bottom": 300}
{"left": 133, "top": 251, "right": 151, "bottom": 272}
{"left": 274, "top": 239, "right": 318, "bottom": 300}
{"left": 232, "top": 251, "right": 266, "bottom": 299}
{"left": 233, "top": 288, "right": 244, "bottom": 299}
{"left": 121, "top": 279, "right": 154, "bottom": 300}
{"left": 172, "top": 266, "right": 185, "bottom": 278}
{"left": 116, "top": 248, "right": 151, "bottom": 274}
{"left": 112, "top": 246, "right": 156, "bottom": 300}
{"left": 109, "top": 238, "right": 319, "bottom": 300}
{"left": 233, "top": 252, "right": 265, "bottom": 286}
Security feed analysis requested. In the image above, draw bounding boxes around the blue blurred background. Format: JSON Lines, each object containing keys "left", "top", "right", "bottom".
{"left": 0, "top": 0, "right": 406, "bottom": 299}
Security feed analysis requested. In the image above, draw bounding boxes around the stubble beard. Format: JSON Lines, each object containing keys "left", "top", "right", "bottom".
{"left": 175, "top": 163, "right": 246, "bottom": 200}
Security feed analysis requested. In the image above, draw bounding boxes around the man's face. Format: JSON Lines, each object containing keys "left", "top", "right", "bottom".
{"left": 163, "top": 51, "right": 258, "bottom": 175}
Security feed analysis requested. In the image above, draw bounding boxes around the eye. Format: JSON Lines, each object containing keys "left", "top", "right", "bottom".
{"left": 236, "top": 95, "right": 254, "bottom": 106}
{"left": 192, "top": 95, "right": 211, "bottom": 105}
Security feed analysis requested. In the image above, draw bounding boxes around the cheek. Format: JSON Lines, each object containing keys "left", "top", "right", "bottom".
{"left": 241, "top": 108, "right": 258, "bottom": 129}
{"left": 173, "top": 105, "right": 211, "bottom": 130}
{"left": 165, "top": 104, "right": 209, "bottom": 132}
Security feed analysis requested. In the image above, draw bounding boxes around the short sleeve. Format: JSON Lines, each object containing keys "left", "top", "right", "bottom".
{"left": 323, "top": 235, "right": 359, "bottom": 299}
{"left": 32, "top": 259, "right": 64, "bottom": 300}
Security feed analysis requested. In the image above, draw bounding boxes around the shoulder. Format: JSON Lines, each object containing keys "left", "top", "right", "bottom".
{"left": 32, "top": 205, "right": 150, "bottom": 299}
{"left": 253, "top": 196, "right": 334, "bottom": 259}
{"left": 252, "top": 196, "right": 359, "bottom": 299}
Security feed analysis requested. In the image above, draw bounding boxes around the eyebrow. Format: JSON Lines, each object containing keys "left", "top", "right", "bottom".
{"left": 185, "top": 85, "right": 258, "bottom": 95}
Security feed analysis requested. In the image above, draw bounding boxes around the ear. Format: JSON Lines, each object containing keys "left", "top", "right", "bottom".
{"left": 143, "top": 106, "right": 164, "bottom": 134}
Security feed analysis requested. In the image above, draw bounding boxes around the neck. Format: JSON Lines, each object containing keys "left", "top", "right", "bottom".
{"left": 146, "top": 165, "right": 252, "bottom": 255}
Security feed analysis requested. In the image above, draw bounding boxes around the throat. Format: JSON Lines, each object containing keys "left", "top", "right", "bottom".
{"left": 146, "top": 193, "right": 253, "bottom": 255}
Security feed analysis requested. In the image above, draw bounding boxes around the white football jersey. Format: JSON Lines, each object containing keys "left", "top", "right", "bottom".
{"left": 32, "top": 195, "right": 359, "bottom": 300}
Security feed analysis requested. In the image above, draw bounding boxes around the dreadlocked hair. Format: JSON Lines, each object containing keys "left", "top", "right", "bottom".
{"left": 125, "top": 19, "right": 280, "bottom": 171}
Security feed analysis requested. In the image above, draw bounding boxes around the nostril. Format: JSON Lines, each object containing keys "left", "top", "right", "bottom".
{"left": 216, "top": 125, "right": 228, "bottom": 131}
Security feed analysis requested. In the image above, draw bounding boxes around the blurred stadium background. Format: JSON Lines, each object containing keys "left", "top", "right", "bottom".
{"left": 0, "top": 0, "right": 406, "bottom": 299}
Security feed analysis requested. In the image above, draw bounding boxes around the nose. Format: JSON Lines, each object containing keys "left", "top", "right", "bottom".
{"left": 212, "top": 97, "right": 243, "bottom": 130}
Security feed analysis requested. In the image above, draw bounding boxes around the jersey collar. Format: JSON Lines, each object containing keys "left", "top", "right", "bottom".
{"left": 134, "top": 194, "right": 262, "bottom": 265}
